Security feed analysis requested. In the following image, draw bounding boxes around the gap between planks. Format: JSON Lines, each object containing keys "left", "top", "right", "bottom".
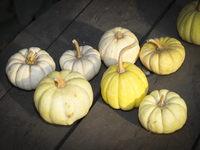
{"left": 53, "top": 0, "right": 177, "bottom": 149}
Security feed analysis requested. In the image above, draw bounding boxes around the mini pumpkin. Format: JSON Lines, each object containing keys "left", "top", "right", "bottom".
{"left": 139, "top": 37, "right": 185, "bottom": 75}
{"left": 177, "top": 0, "right": 200, "bottom": 45}
{"left": 6, "top": 47, "right": 56, "bottom": 90}
{"left": 101, "top": 42, "right": 148, "bottom": 110}
{"left": 138, "top": 89, "right": 187, "bottom": 134}
{"left": 98, "top": 27, "right": 140, "bottom": 67}
{"left": 59, "top": 39, "right": 101, "bottom": 81}
{"left": 34, "top": 70, "right": 93, "bottom": 125}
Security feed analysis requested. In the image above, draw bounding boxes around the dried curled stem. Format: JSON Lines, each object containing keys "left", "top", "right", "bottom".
{"left": 118, "top": 41, "right": 138, "bottom": 73}
{"left": 55, "top": 77, "right": 66, "bottom": 88}
{"left": 26, "top": 51, "right": 37, "bottom": 65}
{"left": 72, "top": 39, "right": 82, "bottom": 58}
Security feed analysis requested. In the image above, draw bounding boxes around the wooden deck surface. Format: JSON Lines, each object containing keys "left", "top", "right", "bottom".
{"left": 0, "top": 0, "right": 200, "bottom": 149}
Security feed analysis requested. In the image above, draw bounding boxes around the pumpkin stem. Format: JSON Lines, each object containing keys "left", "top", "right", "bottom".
{"left": 157, "top": 95, "right": 165, "bottom": 107}
{"left": 197, "top": 0, "right": 200, "bottom": 11}
{"left": 118, "top": 41, "right": 138, "bottom": 74}
{"left": 115, "top": 31, "right": 123, "bottom": 39}
{"left": 25, "top": 51, "right": 37, "bottom": 65}
{"left": 72, "top": 39, "right": 82, "bottom": 58}
{"left": 55, "top": 77, "right": 66, "bottom": 88}
{"left": 147, "top": 39, "right": 164, "bottom": 50}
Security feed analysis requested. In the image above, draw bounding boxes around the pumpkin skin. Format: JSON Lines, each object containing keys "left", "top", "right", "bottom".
{"left": 59, "top": 39, "right": 101, "bottom": 81}
{"left": 101, "top": 42, "right": 148, "bottom": 110}
{"left": 177, "top": 1, "right": 200, "bottom": 45}
{"left": 139, "top": 37, "right": 185, "bottom": 75}
{"left": 6, "top": 47, "right": 56, "bottom": 90}
{"left": 34, "top": 70, "right": 93, "bottom": 125}
{"left": 138, "top": 89, "right": 187, "bottom": 134}
{"left": 99, "top": 27, "right": 140, "bottom": 67}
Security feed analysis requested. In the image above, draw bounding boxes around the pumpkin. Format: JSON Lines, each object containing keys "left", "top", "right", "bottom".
{"left": 177, "top": 0, "right": 200, "bottom": 45}
{"left": 6, "top": 47, "right": 56, "bottom": 90}
{"left": 34, "top": 70, "right": 93, "bottom": 125}
{"left": 98, "top": 27, "right": 140, "bottom": 67}
{"left": 59, "top": 39, "right": 101, "bottom": 81}
{"left": 139, "top": 37, "right": 185, "bottom": 75}
{"left": 138, "top": 89, "right": 187, "bottom": 134}
{"left": 100, "top": 42, "right": 148, "bottom": 110}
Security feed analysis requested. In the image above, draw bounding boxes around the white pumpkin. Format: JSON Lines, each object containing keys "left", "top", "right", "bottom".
{"left": 98, "top": 27, "right": 140, "bottom": 67}
{"left": 6, "top": 47, "right": 56, "bottom": 90}
{"left": 59, "top": 39, "right": 101, "bottom": 81}
{"left": 138, "top": 89, "right": 187, "bottom": 134}
{"left": 34, "top": 70, "right": 93, "bottom": 125}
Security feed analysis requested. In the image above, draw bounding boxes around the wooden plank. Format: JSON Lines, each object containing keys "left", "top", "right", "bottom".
{"left": 60, "top": 0, "right": 200, "bottom": 149}
{"left": 0, "top": 0, "right": 94, "bottom": 149}
{"left": 46, "top": 0, "right": 174, "bottom": 100}
{"left": 0, "top": 0, "right": 91, "bottom": 99}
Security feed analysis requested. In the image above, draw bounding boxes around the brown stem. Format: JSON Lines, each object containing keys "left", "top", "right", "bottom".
{"left": 117, "top": 41, "right": 138, "bottom": 73}
{"left": 25, "top": 51, "right": 37, "bottom": 65}
{"left": 157, "top": 95, "right": 165, "bottom": 107}
{"left": 147, "top": 39, "right": 164, "bottom": 50}
{"left": 197, "top": 0, "right": 200, "bottom": 11}
{"left": 55, "top": 77, "right": 66, "bottom": 88}
{"left": 72, "top": 39, "right": 82, "bottom": 58}
{"left": 115, "top": 31, "right": 123, "bottom": 39}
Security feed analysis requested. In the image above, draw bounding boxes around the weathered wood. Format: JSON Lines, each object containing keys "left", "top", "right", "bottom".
{"left": 60, "top": 0, "right": 200, "bottom": 149}
{"left": 0, "top": 0, "right": 93, "bottom": 149}
{"left": 0, "top": 0, "right": 91, "bottom": 99}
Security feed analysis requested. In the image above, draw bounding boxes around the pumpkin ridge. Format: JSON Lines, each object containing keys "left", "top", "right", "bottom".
{"left": 177, "top": 10, "right": 194, "bottom": 39}
{"left": 190, "top": 12, "right": 198, "bottom": 43}
{"left": 15, "top": 64, "right": 24, "bottom": 87}
{"left": 166, "top": 97, "right": 186, "bottom": 108}
{"left": 37, "top": 86, "right": 55, "bottom": 111}
{"left": 146, "top": 107, "right": 157, "bottom": 131}
{"left": 49, "top": 89, "right": 59, "bottom": 124}
{"left": 126, "top": 69, "right": 147, "bottom": 89}
{"left": 106, "top": 73, "right": 119, "bottom": 107}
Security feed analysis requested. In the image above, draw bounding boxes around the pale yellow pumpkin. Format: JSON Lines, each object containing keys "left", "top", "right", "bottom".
{"left": 101, "top": 42, "right": 148, "bottom": 110}
{"left": 59, "top": 39, "right": 101, "bottom": 81}
{"left": 6, "top": 47, "right": 56, "bottom": 90}
{"left": 177, "top": 0, "right": 200, "bottom": 45}
{"left": 99, "top": 27, "right": 140, "bottom": 67}
{"left": 139, "top": 37, "right": 185, "bottom": 75}
{"left": 138, "top": 89, "right": 187, "bottom": 134}
{"left": 34, "top": 70, "right": 93, "bottom": 125}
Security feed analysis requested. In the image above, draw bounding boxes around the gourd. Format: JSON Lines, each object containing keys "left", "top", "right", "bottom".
{"left": 101, "top": 42, "right": 148, "bottom": 111}
{"left": 139, "top": 37, "right": 185, "bottom": 75}
{"left": 98, "top": 27, "right": 140, "bottom": 67}
{"left": 177, "top": 0, "right": 200, "bottom": 45}
{"left": 59, "top": 39, "right": 101, "bottom": 81}
{"left": 138, "top": 89, "right": 187, "bottom": 134}
{"left": 34, "top": 70, "right": 93, "bottom": 125}
{"left": 6, "top": 47, "right": 56, "bottom": 90}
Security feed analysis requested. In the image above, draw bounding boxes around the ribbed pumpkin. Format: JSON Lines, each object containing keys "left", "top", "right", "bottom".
{"left": 6, "top": 47, "right": 55, "bottom": 90}
{"left": 98, "top": 27, "right": 140, "bottom": 67}
{"left": 34, "top": 70, "right": 93, "bottom": 125}
{"left": 138, "top": 89, "right": 187, "bottom": 134}
{"left": 177, "top": 0, "right": 200, "bottom": 45}
{"left": 139, "top": 37, "right": 185, "bottom": 75}
{"left": 59, "top": 39, "right": 101, "bottom": 81}
{"left": 101, "top": 42, "right": 148, "bottom": 110}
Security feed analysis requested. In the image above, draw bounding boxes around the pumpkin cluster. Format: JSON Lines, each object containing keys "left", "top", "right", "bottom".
{"left": 6, "top": 0, "right": 194, "bottom": 132}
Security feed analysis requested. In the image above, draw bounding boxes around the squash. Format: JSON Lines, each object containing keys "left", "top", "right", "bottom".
{"left": 177, "top": 0, "right": 200, "bottom": 45}
{"left": 138, "top": 89, "right": 187, "bottom": 134}
{"left": 59, "top": 39, "right": 101, "bottom": 81}
{"left": 6, "top": 47, "right": 56, "bottom": 90}
{"left": 100, "top": 42, "right": 148, "bottom": 110}
{"left": 98, "top": 27, "right": 140, "bottom": 67}
{"left": 139, "top": 37, "right": 185, "bottom": 75}
{"left": 34, "top": 70, "right": 93, "bottom": 125}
